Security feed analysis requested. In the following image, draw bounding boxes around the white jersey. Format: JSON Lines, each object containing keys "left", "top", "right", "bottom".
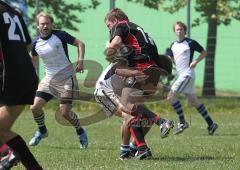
{"left": 95, "top": 64, "right": 113, "bottom": 95}
{"left": 168, "top": 38, "right": 204, "bottom": 77}
{"left": 32, "top": 30, "right": 75, "bottom": 78}
{"left": 95, "top": 63, "right": 124, "bottom": 96}
{"left": 94, "top": 63, "right": 124, "bottom": 117}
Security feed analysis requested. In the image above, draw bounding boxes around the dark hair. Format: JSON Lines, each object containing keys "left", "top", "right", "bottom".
{"left": 104, "top": 8, "right": 129, "bottom": 22}
{"left": 173, "top": 21, "right": 187, "bottom": 33}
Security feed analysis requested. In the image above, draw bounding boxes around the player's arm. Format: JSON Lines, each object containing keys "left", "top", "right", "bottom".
{"left": 115, "top": 68, "right": 144, "bottom": 77}
{"left": 190, "top": 40, "right": 207, "bottom": 68}
{"left": 31, "top": 41, "right": 38, "bottom": 68}
{"left": 73, "top": 39, "right": 85, "bottom": 72}
{"left": 31, "top": 55, "right": 38, "bottom": 68}
{"left": 26, "top": 43, "right": 32, "bottom": 53}
{"left": 195, "top": 50, "right": 207, "bottom": 63}
{"left": 105, "top": 36, "right": 122, "bottom": 61}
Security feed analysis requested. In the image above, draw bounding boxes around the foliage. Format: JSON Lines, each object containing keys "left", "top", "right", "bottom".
{"left": 128, "top": 0, "right": 240, "bottom": 97}
{"left": 27, "top": 0, "right": 101, "bottom": 31}
{"left": 127, "top": 0, "right": 240, "bottom": 27}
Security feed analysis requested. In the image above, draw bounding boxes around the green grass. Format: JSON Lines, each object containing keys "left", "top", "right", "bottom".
{"left": 11, "top": 98, "right": 240, "bottom": 170}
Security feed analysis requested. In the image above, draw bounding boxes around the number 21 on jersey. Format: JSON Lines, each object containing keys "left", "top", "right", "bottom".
{"left": 3, "top": 12, "right": 26, "bottom": 42}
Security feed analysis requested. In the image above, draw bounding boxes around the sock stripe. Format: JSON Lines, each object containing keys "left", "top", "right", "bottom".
{"left": 34, "top": 113, "right": 45, "bottom": 128}
{"left": 172, "top": 101, "right": 181, "bottom": 107}
{"left": 129, "top": 128, "right": 140, "bottom": 147}
{"left": 70, "top": 112, "right": 81, "bottom": 129}
{"left": 172, "top": 101, "right": 185, "bottom": 123}
{"left": 120, "top": 145, "right": 130, "bottom": 151}
{"left": 197, "top": 104, "right": 213, "bottom": 125}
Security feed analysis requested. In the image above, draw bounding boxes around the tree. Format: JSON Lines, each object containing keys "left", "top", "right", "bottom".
{"left": 25, "top": 0, "right": 101, "bottom": 31}
{"left": 128, "top": 0, "right": 240, "bottom": 97}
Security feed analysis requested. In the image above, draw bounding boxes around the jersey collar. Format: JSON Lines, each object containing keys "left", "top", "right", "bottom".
{"left": 40, "top": 32, "right": 53, "bottom": 40}
{"left": 177, "top": 37, "right": 186, "bottom": 43}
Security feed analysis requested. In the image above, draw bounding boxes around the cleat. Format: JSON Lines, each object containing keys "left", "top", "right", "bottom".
{"left": 78, "top": 128, "right": 88, "bottom": 149}
{"left": 174, "top": 122, "right": 189, "bottom": 135}
{"left": 208, "top": 123, "right": 218, "bottom": 135}
{"left": 0, "top": 145, "right": 11, "bottom": 162}
{"left": 0, "top": 151, "right": 20, "bottom": 170}
{"left": 129, "top": 143, "right": 138, "bottom": 157}
{"left": 119, "top": 150, "right": 131, "bottom": 160}
{"left": 134, "top": 147, "right": 152, "bottom": 160}
{"left": 160, "top": 119, "right": 174, "bottom": 138}
{"left": 29, "top": 130, "right": 48, "bottom": 146}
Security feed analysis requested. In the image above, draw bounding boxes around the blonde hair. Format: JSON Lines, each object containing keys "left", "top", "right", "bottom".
{"left": 104, "top": 8, "right": 129, "bottom": 22}
{"left": 36, "top": 12, "right": 54, "bottom": 25}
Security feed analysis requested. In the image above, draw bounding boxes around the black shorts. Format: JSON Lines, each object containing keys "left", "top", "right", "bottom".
{"left": 0, "top": 73, "right": 38, "bottom": 106}
{"left": 35, "top": 91, "right": 72, "bottom": 104}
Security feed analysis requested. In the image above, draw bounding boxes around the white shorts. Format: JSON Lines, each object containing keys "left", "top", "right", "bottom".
{"left": 38, "top": 74, "right": 79, "bottom": 100}
{"left": 171, "top": 75, "right": 195, "bottom": 95}
{"left": 95, "top": 89, "right": 121, "bottom": 117}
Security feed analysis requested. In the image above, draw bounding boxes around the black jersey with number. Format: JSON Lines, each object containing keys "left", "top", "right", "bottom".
{"left": 110, "top": 21, "right": 160, "bottom": 66}
{"left": 0, "top": 1, "right": 38, "bottom": 104}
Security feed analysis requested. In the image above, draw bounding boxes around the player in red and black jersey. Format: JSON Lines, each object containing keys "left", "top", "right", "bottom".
{"left": 106, "top": 10, "right": 160, "bottom": 68}
{"left": 0, "top": 1, "right": 42, "bottom": 169}
{"left": 104, "top": 8, "right": 174, "bottom": 159}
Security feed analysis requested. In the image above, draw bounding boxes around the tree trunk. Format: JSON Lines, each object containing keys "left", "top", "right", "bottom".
{"left": 202, "top": 9, "right": 217, "bottom": 97}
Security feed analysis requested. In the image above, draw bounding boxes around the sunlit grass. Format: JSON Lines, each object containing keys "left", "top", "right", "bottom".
{"left": 12, "top": 98, "right": 240, "bottom": 170}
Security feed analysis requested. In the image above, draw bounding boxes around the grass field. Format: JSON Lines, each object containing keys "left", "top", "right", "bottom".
{"left": 11, "top": 98, "right": 240, "bottom": 170}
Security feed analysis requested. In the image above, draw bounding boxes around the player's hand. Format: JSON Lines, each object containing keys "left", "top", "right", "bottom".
{"left": 190, "top": 60, "right": 198, "bottom": 69}
{"left": 76, "top": 60, "right": 84, "bottom": 73}
{"left": 105, "top": 47, "right": 117, "bottom": 62}
{"left": 134, "top": 70, "right": 148, "bottom": 82}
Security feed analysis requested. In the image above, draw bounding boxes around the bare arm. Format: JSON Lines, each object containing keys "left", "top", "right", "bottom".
{"left": 26, "top": 43, "right": 32, "bottom": 53}
{"left": 167, "top": 55, "right": 174, "bottom": 62}
{"left": 115, "top": 68, "right": 144, "bottom": 77}
{"left": 190, "top": 50, "right": 207, "bottom": 68}
{"left": 31, "top": 55, "right": 38, "bottom": 68}
{"left": 73, "top": 39, "right": 85, "bottom": 72}
{"left": 105, "top": 36, "right": 122, "bottom": 60}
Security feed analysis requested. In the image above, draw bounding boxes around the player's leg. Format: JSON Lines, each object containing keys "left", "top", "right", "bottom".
{"left": 29, "top": 94, "right": 50, "bottom": 146}
{"left": 186, "top": 93, "right": 218, "bottom": 135}
{"left": 126, "top": 115, "right": 153, "bottom": 160}
{"left": 58, "top": 102, "right": 88, "bottom": 149}
{"left": 119, "top": 117, "right": 132, "bottom": 160}
{"left": 0, "top": 105, "right": 42, "bottom": 170}
{"left": 129, "top": 117, "right": 152, "bottom": 158}
{"left": 29, "top": 78, "right": 54, "bottom": 146}
{"left": 167, "top": 76, "right": 192, "bottom": 134}
{"left": 121, "top": 87, "right": 174, "bottom": 138}
{"left": 0, "top": 141, "right": 9, "bottom": 161}
{"left": 119, "top": 110, "right": 153, "bottom": 160}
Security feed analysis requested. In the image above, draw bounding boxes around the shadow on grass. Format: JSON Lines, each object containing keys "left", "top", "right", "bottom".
{"left": 43, "top": 145, "right": 116, "bottom": 151}
{"left": 149, "top": 155, "right": 233, "bottom": 161}
{"left": 199, "top": 133, "right": 239, "bottom": 137}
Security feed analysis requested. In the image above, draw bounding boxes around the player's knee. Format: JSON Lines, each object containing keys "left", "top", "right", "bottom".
{"left": 30, "top": 105, "right": 42, "bottom": 114}
{"left": 187, "top": 100, "right": 194, "bottom": 107}
{"left": 167, "top": 91, "right": 176, "bottom": 103}
{"left": 187, "top": 99, "right": 199, "bottom": 107}
{"left": 186, "top": 95, "right": 200, "bottom": 107}
{"left": 58, "top": 107, "right": 70, "bottom": 118}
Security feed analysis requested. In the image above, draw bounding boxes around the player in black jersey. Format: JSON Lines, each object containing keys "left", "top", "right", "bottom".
{"left": 0, "top": 1, "right": 42, "bottom": 169}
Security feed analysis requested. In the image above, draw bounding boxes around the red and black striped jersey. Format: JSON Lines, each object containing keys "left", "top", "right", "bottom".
{"left": 110, "top": 21, "right": 160, "bottom": 66}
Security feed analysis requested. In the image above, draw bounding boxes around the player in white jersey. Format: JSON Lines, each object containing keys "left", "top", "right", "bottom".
{"left": 29, "top": 12, "right": 88, "bottom": 149}
{"left": 167, "top": 21, "right": 218, "bottom": 135}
